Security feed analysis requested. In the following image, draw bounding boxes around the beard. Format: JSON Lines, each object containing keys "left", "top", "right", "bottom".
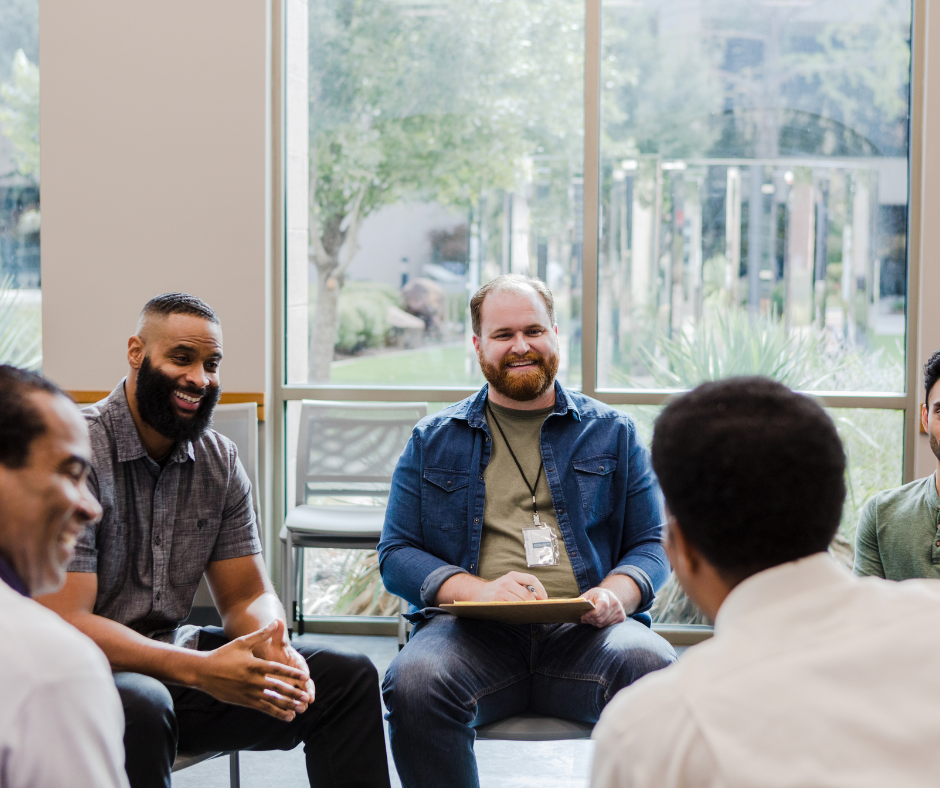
{"left": 478, "top": 346, "right": 559, "bottom": 402}
{"left": 135, "top": 355, "right": 221, "bottom": 443}
{"left": 931, "top": 431, "right": 940, "bottom": 463}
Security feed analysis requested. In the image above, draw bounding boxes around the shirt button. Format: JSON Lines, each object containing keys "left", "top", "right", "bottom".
{"left": 446, "top": 480, "right": 452, "bottom": 487}
{"left": 474, "top": 518, "right": 479, "bottom": 523}
{"left": 154, "top": 536, "right": 161, "bottom": 545}
{"left": 155, "top": 592, "right": 162, "bottom": 601}
{"left": 479, "top": 475, "right": 483, "bottom": 480}
{"left": 599, "top": 466, "right": 604, "bottom": 471}
{"left": 547, "top": 468, "right": 554, "bottom": 472}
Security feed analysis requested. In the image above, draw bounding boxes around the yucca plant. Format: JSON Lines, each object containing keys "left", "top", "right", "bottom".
{"left": 0, "top": 274, "right": 41, "bottom": 370}
{"left": 637, "top": 308, "right": 849, "bottom": 391}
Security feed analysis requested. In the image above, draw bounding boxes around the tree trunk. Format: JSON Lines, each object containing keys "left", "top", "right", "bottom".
{"left": 308, "top": 256, "right": 341, "bottom": 382}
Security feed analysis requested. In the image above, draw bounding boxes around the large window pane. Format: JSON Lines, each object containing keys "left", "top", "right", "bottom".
{"left": 0, "top": 0, "right": 40, "bottom": 369}
{"left": 599, "top": 1, "right": 911, "bottom": 392}
{"left": 616, "top": 404, "right": 903, "bottom": 625}
{"left": 287, "top": 0, "right": 584, "bottom": 388}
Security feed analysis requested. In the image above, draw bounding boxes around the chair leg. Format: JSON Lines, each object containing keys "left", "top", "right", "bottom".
{"left": 295, "top": 545, "right": 305, "bottom": 636}
{"left": 397, "top": 596, "right": 407, "bottom": 651}
{"left": 229, "top": 751, "right": 240, "bottom": 788}
{"left": 284, "top": 530, "right": 294, "bottom": 638}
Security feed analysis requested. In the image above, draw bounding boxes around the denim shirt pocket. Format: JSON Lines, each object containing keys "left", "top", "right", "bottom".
{"left": 422, "top": 468, "right": 471, "bottom": 531}
{"left": 572, "top": 455, "right": 618, "bottom": 518}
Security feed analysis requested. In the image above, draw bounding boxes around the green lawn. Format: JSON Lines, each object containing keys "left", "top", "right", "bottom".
{"left": 329, "top": 344, "right": 480, "bottom": 387}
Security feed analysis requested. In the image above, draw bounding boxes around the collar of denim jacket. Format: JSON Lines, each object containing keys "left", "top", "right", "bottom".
{"left": 462, "top": 380, "right": 581, "bottom": 431}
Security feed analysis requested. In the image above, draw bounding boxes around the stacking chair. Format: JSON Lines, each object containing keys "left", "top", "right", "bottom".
{"left": 211, "top": 402, "right": 262, "bottom": 522}
{"left": 281, "top": 400, "right": 427, "bottom": 636}
{"left": 172, "top": 402, "right": 260, "bottom": 786}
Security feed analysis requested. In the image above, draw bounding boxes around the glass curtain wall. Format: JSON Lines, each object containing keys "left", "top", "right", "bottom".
{"left": 285, "top": 0, "right": 914, "bottom": 623}
{"left": 0, "top": 0, "right": 40, "bottom": 370}
{"left": 288, "top": 0, "right": 585, "bottom": 390}
{"left": 598, "top": 1, "right": 911, "bottom": 395}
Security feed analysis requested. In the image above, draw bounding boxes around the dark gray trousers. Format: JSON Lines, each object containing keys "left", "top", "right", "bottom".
{"left": 114, "top": 627, "right": 391, "bottom": 788}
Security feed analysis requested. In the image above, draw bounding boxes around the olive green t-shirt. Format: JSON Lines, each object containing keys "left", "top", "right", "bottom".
{"left": 477, "top": 400, "right": 580, "bottom": 598}
{"left": 854, "top": 474, "right": 940, "bottom": 580}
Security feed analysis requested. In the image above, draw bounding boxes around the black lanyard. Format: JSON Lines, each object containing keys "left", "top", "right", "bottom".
{"left": 486, "top": 402, "right": 543, "bottom": 524}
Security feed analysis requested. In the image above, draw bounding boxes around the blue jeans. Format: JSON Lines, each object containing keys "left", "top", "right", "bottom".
{"left": 382, "top": 614, "right": 676, "bottom": 788}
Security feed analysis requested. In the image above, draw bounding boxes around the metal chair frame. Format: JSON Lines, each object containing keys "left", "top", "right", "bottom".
{"left": 172, "top": 751, "right": 240, "bottom": 786}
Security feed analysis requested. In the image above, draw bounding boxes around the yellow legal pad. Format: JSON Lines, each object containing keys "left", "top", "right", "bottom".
{"left": 440, "top": 598, "right": 595, "bottom": 624}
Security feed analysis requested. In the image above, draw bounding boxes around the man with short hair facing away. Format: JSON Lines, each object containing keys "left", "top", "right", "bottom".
{"left": 855, "top": 348, "right": 940, "bottom": 580}
{"left": 39, "top": 293, "right": 391, "bottom": 788}
{"left": 0, "top": 365, "right": 129, "bottom": 788}
{"left": 592, "top": 377, "right": 940, "bottom": 788}
{"left": 379, "top": 274, "right": 676, "bottom": 788}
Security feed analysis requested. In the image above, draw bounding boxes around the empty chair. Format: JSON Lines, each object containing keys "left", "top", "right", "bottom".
{"left": 281, "top": 400, "right": 427, "bottom": 635}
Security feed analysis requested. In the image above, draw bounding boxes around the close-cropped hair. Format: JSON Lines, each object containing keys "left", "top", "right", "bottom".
{"left": 137, "top": 292, "right": 219, "bottom": 332}
{"left": 0, "top": 365, "right": 68, "bottom": 469}
{"left": 470, "top": 274, "right": 555, "bottom": 337}
{"left": 923, "top": 349, "right": 940, "bottom": 404}
{"left": 652, "top": 376, "right": 845, "bottom": 580}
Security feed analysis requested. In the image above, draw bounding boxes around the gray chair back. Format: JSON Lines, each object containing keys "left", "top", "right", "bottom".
{"left": 212, "top": 402, "right": 261, "bottom": 521}
{"left": 295, "top": 400, "right": 426, "bottom": 506}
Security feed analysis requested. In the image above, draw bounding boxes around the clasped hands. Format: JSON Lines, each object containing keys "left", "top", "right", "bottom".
{"left": 471, "top": 571, "right": 631, "bottom": 628}
{"left": 195, "top": 620, "right": 315, "bottom": 722}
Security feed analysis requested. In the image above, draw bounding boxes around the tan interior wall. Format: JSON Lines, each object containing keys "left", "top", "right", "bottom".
{"left": 40, "top": 0, "right": 269, "bottom": 393}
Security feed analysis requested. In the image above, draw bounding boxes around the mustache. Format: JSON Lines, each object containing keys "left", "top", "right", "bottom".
{"left": 174, "top": 384, "right": 209, "bottom": 396}
{"left": 500, "top": 351, "right": 545, "bottom": 369}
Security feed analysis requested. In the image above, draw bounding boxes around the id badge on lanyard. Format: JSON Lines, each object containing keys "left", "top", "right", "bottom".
{"left": 522, "top": 517, "right": 559, "bottom": 567}
{"left": 487, "top": 402, "right": 560, "bottom": 568}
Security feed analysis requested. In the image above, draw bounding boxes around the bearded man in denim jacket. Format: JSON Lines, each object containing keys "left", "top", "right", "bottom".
{"left": 378, "top": 275, "right": 676, "bottom": 788}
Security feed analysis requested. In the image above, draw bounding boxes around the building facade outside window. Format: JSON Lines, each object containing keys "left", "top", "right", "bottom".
{"left": 283, "top": 0, "right": 914, "bottom": 626}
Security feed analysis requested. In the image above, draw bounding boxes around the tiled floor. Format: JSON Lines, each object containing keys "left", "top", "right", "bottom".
{"left": 170, "top": 634, "right": 596, "bottom": 788}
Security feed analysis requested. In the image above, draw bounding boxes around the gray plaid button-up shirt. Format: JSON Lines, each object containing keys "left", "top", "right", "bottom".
{"left": 70, "top": 381, "right": 261, "bottom": 648}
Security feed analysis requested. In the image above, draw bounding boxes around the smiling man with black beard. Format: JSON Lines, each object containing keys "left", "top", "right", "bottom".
{"left": 378, "top": 274, "right": 676, "bottom": 788}
{"left": 39, "top": 293, "right": 391, "bottom": 788}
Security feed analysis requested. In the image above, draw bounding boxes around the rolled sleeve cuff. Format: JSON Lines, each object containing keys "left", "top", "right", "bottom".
{"left": 67, "top": 555, "right": 98, "bottom": 573}
{"left": 608, "top": 565, "right": 654, "bottom": 613}
{"left": 420, "top": 565, "right": 470, "bottom": 607}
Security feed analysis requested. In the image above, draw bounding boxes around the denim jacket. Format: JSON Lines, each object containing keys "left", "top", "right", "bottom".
{"left": 378, "top": 382, "right": 669, "bottom": 625}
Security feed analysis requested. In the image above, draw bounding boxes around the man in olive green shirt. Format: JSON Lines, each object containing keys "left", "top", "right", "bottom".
{"left": 477, "top": 400, "right": 580, "bottom": 597}
{"left": 855, "top": 349, "right": 940, "bottom": 579}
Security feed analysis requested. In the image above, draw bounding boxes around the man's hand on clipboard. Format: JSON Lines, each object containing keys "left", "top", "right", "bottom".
{"left": 435, "top": 571, "right": 547, "bottom": 605}
{"left": 580, "top": 575, "right": 642, "bottom": 628}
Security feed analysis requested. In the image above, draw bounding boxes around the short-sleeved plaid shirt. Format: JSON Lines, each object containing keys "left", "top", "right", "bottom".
{"left": 70, "top": 381, "right": 261, "bottom": 648}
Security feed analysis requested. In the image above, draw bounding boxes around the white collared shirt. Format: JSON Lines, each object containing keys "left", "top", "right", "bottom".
{"left": 591, "top": 553, "right": 940, "bottom": 788}
{"left": 0, "top": 580, "right": 129, "bottom": 788}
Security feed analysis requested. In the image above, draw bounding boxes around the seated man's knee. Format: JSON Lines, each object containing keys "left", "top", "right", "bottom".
{"left": 297, "top": 644, "right": 379, "bottom": 689}
{"left": 113, "top": 672, "right": 178, "bottom": 741}
{"left": 383, "top": 646, "right": 457, "bottom": 714}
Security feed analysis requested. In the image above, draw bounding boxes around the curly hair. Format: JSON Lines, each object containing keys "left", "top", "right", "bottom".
{"left": 923, "top": 349, "right": 940, "bottom": 405}
{"left": 651, "top": 377, "right": 845, "bottom": 580}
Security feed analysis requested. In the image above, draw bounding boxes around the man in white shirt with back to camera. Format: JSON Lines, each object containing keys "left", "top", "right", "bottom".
{"left": 0, "top": 365, "right": 128, "bottom": 788}
{"left": 592, "top": 376, "right": 940, "bottom": 788}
